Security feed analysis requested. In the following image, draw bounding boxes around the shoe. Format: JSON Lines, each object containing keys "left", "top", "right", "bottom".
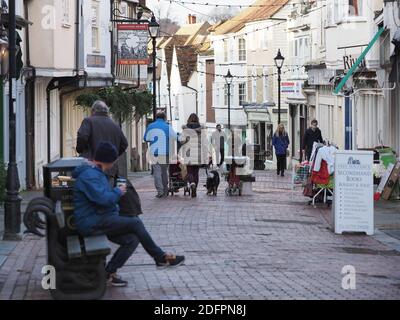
{"left": 281, "top": 172, "right": 285, "bottom": 177}
{"left": 107, "top": 273, "right": 128, "bottom": 287}
{"left": 156, "top": 193, "right": 164, "bottom": 198}
{"left": 190, "top": 183, "right": 197, "bottom": 198}
{"left": 156, "top": 253, "right": 185, "bottom": 268}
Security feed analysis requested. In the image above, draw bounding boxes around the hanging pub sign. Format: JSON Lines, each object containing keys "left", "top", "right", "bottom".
{"left": 117, "top": 24, "right": 149, "bottom": 65}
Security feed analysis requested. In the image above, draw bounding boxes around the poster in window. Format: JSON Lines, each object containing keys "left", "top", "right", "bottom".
{"left": 117, "top": 24, "right": 149, "bottom": 65}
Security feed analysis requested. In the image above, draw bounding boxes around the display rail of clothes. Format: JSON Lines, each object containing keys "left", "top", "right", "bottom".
{"left": 307, "top": 142, "right": 337, "bottom": 208}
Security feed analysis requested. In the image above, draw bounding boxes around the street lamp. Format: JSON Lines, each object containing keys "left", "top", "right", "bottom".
{"left": 274, "top": 49, "right": 285, "bottom": 124}
{"left": 3, "top": 0, "right": 21, "bottom": 240}
{"left": 225, "top": 69, "right": 233, "bottom": 157}
{"left": 0, "top": 36, "right": 8, "bottom": 75}
{"left": 149, "top": 14, "right": 160, "bottom": 121}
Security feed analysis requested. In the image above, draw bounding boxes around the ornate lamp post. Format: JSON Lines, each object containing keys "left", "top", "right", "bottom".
{"left": 274, "top": 49, "right": 285, "bottom": 125}
{"left": 225, "top": 69, "right": 233, "bottom": 156}
{"left": 3, "top": 0, "right": 21, "bottom": 240}
{"left": 148, "top": 15, "right": 160, "bottom": 121}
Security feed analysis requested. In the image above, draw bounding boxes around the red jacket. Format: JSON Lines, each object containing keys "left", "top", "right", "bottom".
{"left": 311, "top": 160, "right": 330, "bottom": 185}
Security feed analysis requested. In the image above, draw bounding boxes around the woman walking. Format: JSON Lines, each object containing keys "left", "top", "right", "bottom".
{"left": 181, "top": 114, "right": 205, "bottom": 197}
{"left": 272, "top": 124, "right": 290, "bottom": 177}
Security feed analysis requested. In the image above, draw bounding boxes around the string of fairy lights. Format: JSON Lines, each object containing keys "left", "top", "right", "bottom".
{"left": 155, "top": 56, "right": 306, "bottom": 101}
{"left": 156, "top": 56, "right": 305, "bottom": 79}
{"left": 157, "top": 4, "right": 327, "bottom": 46}
{"left": 166, "top": 0, "right": 326, "bottom": 8}
{"left": 152, "top": 1, "right": 327, "bottom": 99}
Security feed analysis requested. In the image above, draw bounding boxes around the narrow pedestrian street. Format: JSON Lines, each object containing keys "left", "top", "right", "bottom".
{"left": 1, "top": 170, "right": 399, "bottom": 300}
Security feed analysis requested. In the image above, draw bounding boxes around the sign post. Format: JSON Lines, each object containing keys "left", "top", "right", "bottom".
{"left": 333, "top": 150, "right": 374, "bottom": 235}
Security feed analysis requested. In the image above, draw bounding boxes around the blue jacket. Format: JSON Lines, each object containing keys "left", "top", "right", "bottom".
{"left": 72, "top": 163, "right": 122, "bottom": 235}
{"left": 144, "top": 119, "right": 177, "bottom": 157}
{"left": 272, "top": 134, "right": 290, "bottom": 156}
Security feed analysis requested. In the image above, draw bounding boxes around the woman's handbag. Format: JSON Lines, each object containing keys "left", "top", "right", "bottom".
{"left": 117, "top": 178, "right": 143, "bottom": 216}
{"left": 286, "top": 149, "right": 290, "bottom": 157}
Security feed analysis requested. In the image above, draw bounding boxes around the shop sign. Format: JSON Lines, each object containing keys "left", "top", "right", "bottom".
{"left": 117, "top": 24, "right": 149, "bottom": 65}
{"left": 343, "top": 54, "right": 366, "bottom": 71}
{"left": 333, "top": 150, "right": 374, "bottom": 235}
{"left": 281, "top": 82, "right": 295, "bottom": 93}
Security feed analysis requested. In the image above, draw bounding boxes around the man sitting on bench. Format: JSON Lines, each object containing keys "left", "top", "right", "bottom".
{"left": 73, "top": 142, "right": 185, "bottom": 287}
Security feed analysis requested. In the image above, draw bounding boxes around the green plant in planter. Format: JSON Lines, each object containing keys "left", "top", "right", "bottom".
{"left": 75, "top": 87, "right": 153, "bottom": 123}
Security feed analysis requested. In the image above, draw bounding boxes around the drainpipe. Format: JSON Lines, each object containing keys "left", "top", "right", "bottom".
{"left": 110, "top": 0, "right": 115, "bottom": 83}
{"left": 24, "top": 0, "right": 36, "bottom": 189}
{"left": 46, "top": 79, "right": 57, "bottom": 163}
{"left": 74, "top": 0, "right": 80, "bottom": 74}
{"left": 167, "top": 82, "right": 172, "bottom": 122}
{"left": 184, "top": 84, "right": 198, "bottom": 115}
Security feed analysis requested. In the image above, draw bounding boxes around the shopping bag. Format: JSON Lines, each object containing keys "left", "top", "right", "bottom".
{"left": 117, "top": 178, "right": 143, "bottom": 216}
{"left": 303, "top": 178, "right": 314, "bottom": 197}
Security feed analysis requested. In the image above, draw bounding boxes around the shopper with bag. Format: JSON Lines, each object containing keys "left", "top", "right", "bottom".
{"left": 272, "top": 124, "right": 290, "bottom": 177}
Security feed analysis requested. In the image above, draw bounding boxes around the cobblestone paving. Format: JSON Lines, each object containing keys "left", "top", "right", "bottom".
{"left": 1, "top": 170, "right": 400, "bottom": 300}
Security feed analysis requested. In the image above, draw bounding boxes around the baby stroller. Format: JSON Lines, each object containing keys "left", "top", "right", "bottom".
{"left": 222, "top": 156, "right": 247, "bottom": 196}
{"left": 168, "top": 161, "right": 190, "bottom": 196}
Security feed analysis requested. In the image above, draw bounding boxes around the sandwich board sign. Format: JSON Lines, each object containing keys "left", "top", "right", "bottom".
{"left": 332, "top": 150, "right": 374, "bottom": 235}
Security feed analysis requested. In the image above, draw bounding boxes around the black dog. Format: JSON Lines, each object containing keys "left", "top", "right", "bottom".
{"left": 205, "top": 170, "right": 220, "bottom": 196}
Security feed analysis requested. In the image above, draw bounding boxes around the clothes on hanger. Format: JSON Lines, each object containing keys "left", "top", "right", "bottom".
{"left": 313, "top": 145, "right": 337, "bottom": 175}
{"left": 309, "top": 142, "right": 324, "bottom": 165}
{"left": 311, "top": 160, "right": 330, "bottom": 185}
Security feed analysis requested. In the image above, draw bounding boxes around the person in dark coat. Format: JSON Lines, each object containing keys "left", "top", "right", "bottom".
{"left": 76, "top": 100, "right": 128, "bottom": 178}
{"left": 302, "top": 119, "right": 324, "bottom": 161}
{"left": 211, "top": 124, "right": 226, "bottom": 167}
{"left": 272, "top": 124, "right": 290, "bottom": 177}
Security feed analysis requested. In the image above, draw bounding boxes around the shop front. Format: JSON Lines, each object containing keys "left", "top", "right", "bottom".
{"left": 243, "top": 103, "right": 274, "bottom": 170}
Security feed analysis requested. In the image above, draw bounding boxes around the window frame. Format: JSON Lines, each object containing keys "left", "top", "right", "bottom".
{"left": 238, "top": 82, "right": 247, "bottom": 106}
{"left": 223, "top": 40, "right": 228, "bottom": 62}
{"left": 91, "top": 1, "right": 100, "bottom": 53}
{"left": 252, "top": 68, "right": 257, "bottom": 103}
{"left": 263, "top": 68, "right": 269, "bottom": 102}
{"left": 238, "top": 38, "right": 247, "bottom": 62}
{"left": 61, "top": 0, "right": 71, "bottom": 27}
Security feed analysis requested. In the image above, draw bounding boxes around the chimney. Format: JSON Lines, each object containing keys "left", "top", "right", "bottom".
{"left": 187, "top": 14, "right": 197, "bottom": 24}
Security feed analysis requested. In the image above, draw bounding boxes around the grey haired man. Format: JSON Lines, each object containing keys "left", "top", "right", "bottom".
{"left": 76, "top": 100, "right": 128, "bottom": 177}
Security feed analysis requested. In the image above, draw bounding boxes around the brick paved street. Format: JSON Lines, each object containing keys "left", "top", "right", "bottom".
{"left": 1, "top": 170, "right": 400, "bottom": 300}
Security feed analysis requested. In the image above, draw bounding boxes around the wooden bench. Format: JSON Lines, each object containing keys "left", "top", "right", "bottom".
{"left": 67, "top": 235, "right": 110, "bottom": 259}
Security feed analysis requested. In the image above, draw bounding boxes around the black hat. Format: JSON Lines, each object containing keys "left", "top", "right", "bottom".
{"left": 94, "top": 142, "right": 118, "bottom": 163}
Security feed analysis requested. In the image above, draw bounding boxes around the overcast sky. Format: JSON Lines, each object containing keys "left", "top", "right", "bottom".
{"left": 146, "top": 0, "right": 256, "bottom": 25}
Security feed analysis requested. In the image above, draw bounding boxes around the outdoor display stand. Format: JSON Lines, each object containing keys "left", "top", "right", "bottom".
{"left": 332, "top": 150, "right": 374, "bottom": 235}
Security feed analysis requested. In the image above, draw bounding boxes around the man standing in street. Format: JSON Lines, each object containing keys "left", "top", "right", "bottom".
{"left": 211, "top": 124, "right": 226, "bottom": 167}
{"left": 76, "top": 100, "right": 128, "bottom": 179}
{"left": 302, "top": 119, "right": 324, "bottom": 161}
{"left": 144, "top": 112, "right": 178, "bottom": 198}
